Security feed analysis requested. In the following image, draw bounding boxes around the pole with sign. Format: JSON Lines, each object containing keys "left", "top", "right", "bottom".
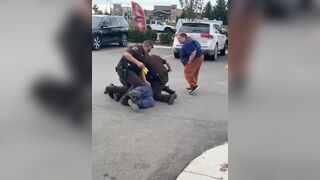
{"left": 131, "top": 1, "right": 146, "bottom": 32}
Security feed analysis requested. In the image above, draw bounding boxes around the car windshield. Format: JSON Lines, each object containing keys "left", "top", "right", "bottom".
{"left": 92, "top": 16, "right": 103, "bottom": 27}
{"left": 179, "top": 23, "right": 210, "bottom": 34}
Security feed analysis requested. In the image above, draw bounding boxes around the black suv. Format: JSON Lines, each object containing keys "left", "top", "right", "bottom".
{"left": 92, "top": 15, "right": 129, "bottom": 50}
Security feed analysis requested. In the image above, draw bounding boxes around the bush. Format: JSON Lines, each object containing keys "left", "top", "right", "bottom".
{"left": 128, "top": 29, "right": 146, "bottom": 43}
{"left": 145, "top": 30, "right": 157, "bottom": 42}
{"left": 159, "top": 33, "right": 173, "bottom": 45}
{"left": 128, "top": 29, "right": 158, "bottom": 43}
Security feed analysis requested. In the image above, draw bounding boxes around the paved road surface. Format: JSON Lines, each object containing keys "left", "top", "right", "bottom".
{"left": 92, "top": 45, "right": 228, "bottom": 180}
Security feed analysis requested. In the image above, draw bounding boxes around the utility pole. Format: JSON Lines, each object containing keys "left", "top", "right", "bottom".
{"left": 106, "top": 0, "right": 108, "bottom": 14}
{"left": 110, "top": 0, "right": 112, "bottom": 15}
{"left": 127, "top": 2, "right": 129, "bottom": 22}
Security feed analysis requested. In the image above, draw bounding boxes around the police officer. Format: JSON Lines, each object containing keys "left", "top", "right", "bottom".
{"left": 144, "top": 55, "right": 177, "bottom": 105}
{"left": 104, "top": 40, "right": 154, "bottom": 105}
{"left": 104, "top": 55, "right": 177, "bottom": 105}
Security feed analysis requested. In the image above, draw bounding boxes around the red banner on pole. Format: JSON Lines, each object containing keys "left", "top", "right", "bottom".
{"left": 131, "top": 1, "right": 146, "bottom": 32}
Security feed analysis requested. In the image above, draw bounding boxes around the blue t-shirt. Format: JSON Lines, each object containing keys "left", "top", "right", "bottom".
{"left": 180, "top": 39, "right": 204, "bottom": 66}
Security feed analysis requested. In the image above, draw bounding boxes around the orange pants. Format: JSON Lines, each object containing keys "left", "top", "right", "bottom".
{"left": 184, "top": 55, "right": 204, "bottom": 87}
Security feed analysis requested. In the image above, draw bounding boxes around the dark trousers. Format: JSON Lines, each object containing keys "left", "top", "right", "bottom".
{"left": 124, "top": 70, "right": 145, "bottom": 90}
{"left": 107, "top": 84, "right": 128, "bottom": 94}
{"left": 150, "top": 80, "right": 171, "bottom": 103}
{"left": 119, "top": 70, "right": 145, "bottom": 105}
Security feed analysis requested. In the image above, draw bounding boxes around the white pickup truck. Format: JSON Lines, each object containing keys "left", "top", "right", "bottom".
{"left": 146, "top": 20, "right": 176, "bottom": 33}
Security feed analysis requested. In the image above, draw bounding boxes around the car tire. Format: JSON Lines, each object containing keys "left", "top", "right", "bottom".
{"left": 174, "top": 52, "right": 180, "bottom": 58}
{"left": 164, "top": 28, "right": 172, "bottom": 33}
{"left": 92, "top": 35, "right": 101, "bottom": 50}
{"left": 119, "top": 34, "right": 128, "bottom": 47}
{"left": 208, "top": 44, "right": 218, "bottom": 61}
{"left": 220, "top": 43, "right": 227, "bottom": 56}
{"left": 147, "top": 26, "right": 151, "bottom": 31}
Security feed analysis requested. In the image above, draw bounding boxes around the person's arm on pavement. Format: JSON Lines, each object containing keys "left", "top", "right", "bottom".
{"left": 123, "top": 52, "right": 145, "bottom": 68}
{"left": 140, "top": 69, "right": 150, "bottom": 85}
{"left": 188, "top": 50, "right": 196, "bottom": 64}
{"left": 165, "top": 62, "right": 172, "bottom": 72}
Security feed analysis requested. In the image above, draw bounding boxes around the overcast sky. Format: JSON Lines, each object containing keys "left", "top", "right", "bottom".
{"left": 92, "top": 0, "right": 218, "bottom": 12}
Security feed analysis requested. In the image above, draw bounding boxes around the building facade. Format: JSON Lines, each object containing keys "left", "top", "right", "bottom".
{"left": 112, "top": 4, "right": 182, "bottom": 22}
{"left": 153, "top": 5, "right": 182, "bottom": 21}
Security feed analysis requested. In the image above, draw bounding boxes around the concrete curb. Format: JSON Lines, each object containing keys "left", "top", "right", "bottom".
{"left": 153, "top": 45, "right": 173, "bottom": 49}
{"left": 176, "top": 143, "right": 228, "bottom": 180}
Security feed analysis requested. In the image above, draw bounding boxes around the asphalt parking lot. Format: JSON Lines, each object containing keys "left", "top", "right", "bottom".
{"left": 92, "top": 44, "right": 228, "bottom": 180}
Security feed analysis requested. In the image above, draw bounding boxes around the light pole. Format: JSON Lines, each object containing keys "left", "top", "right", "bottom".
{"left": 106, "top": 0, "right": 108, "bottom": 14}
{"left": 110, "top": 0, "right": 112, "bottom": 15}
{"left": 105, "top": 0, "right": 112, "bottom": 14}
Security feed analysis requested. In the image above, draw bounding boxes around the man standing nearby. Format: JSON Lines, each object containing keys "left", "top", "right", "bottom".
{"left": 177, "top": 33, "right": 204, "bottom": 94}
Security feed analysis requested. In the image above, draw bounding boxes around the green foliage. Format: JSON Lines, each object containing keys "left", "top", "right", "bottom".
{"left": 202, "top": 1, "right": 213, "bottom": 20}
{"left": 92, "top": 4, "right": 103, "bottom": 15}
{"left": 159, "top": 33, "right": 173, "bottom": 45}
{"left": 145, "top": 30, "right": 158, "bottom": 42}
{"left": 212, "top": 0, "right": 228, "bottom": 25}
{"left": 128, "top": 29, "right": 158, "bottom": 43}
{"left": 128, "top": 30, "right": 146, "bottom": 43}
{"left": 179, "top": 0, "right": 204, "bottom": 19}
{"left": 128, "top": 30, "right": 173, "bottom": 44}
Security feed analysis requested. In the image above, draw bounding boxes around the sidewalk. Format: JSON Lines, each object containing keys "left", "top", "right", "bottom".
{"left": 176, "top": 143, "right": 228, "bottom": 180}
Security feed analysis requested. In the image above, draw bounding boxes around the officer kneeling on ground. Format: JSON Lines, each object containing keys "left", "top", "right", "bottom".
{"left": 104, "top": 40, "right": 154, "bottom": 106}
{"left": 144, "top": 55, "right": 177, "bottom": 105}
{"left": 105, "top": 55, "right": 177, "bottom": 105}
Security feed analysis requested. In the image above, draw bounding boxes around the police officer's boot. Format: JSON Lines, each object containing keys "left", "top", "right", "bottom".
{"left": 113, "top": 93, "right": 123, "bottom": 102}
{"left": 104, "top": 83, "right": 116, "bottom": 100}
{"left": 163, "top": 86, "right": 176, "bottom": 95}
{"left": 168, "top": 94, "right": 177, "bottom": 105}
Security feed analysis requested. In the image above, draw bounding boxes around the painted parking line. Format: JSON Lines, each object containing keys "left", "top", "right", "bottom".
{"left": 162, "top": 54, "right": 174, "bottom": 59}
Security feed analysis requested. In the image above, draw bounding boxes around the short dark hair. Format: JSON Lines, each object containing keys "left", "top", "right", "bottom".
{"left": 143, "top": 40, "right": 154, "bottom": 48}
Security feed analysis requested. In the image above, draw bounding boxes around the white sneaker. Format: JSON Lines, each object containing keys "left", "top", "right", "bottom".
{"left": 128, "top": 99, "right": 139, "bottom": 112}
{"left": 189, "top": 86, "right": 199, "bottom": 95}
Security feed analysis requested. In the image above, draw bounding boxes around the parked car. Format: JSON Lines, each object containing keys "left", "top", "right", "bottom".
{"left": 92, "top": 15, "right": 129, "bottom": 50}
{"left": 146, "top": 20, "right": 176, "bottom": 33}
{"left": 173, "top": 22, "right": 227, "bottom": 61}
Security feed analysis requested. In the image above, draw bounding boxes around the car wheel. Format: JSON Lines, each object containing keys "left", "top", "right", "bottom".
{"left": 92, "top": 36, "right": 101, "bottom": 50}
{"left": 147, "top": 26, "right": 151, "bottom": 31}
{"left": 208, "top": 44, "right": 218, "bottom": 61}
{"left": 174, "top": 52, "right": 180, "bottom": 58}
{"left": 220, "top": 43, "right": 227, "bottom": 56}
{"left": 164, "top": 28, "right": 172, "bottom": 33}
{"left": 119, "top": 34, "right": 128, "bottom": 47}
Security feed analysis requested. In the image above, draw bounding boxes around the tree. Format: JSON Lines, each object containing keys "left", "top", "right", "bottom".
{"left": 202, "top": 1, "right": 213, "bottom": 19}
{"left": 179, "top": 0, "right": 205, "bottom": 20}
{"left": 212, "top": 0, "right": 228, "bottom": 24}
{"left": 92, "top": 4, "right": 103, "bottom": 15}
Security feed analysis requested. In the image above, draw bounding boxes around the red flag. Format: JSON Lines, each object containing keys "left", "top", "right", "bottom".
{"left": 131, "top": 1, "right": 146, "bottom": 32}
